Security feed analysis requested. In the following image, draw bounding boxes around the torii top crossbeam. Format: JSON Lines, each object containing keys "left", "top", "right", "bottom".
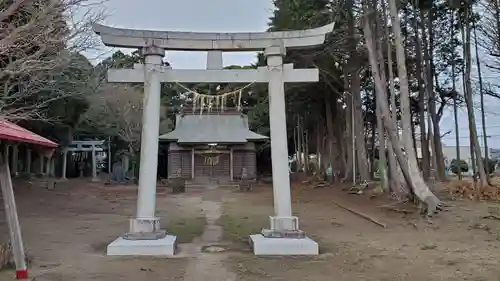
{"left": 92, "top": 23, "right": 335, "bottom": 51}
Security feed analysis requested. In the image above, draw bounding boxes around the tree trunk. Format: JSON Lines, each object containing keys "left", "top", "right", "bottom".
{"left": 473, "top": 19, "right": 489, "bottom": 177}
{"left": 316, "top": 124, "right": 323, "bottom": 174}
{"left": 324, "top": 95, "right": 335, "bottom": 168}
{"left": 463, "top": 4, "right": 489, "bottom": 188}
{"left": 410, "top": 113, "right": 417, "bottom": 156}
{"left": 296, "top": 115, "right": 302, "bottom": 172}
{"left": 373, "top": 0, "right": 441, "bottom": 213}
{"left": 376, "top": 91, "right": 388, "bottom": 191}
{"left": 342, "top": 72, "right": 354, "bottom": 182}
{"left": 303, "top": 127, "right": 310, "bottom": 174}
{"left": 347, "top": 0, "right": 369, "bottom": 183}
{"left": 450, "top": 10, "right": 462, "bottom": 180}
{"left": 370, "top": 122, "right": 376, "bottom": 179}
{"left": 293, "top": 126, "right": 298, "bottom": 171}
{"left": 423, "top": 8, "right": 446, "bottom": 181}
{"left": 413, "top": 13, "right": 430, "bottom": 179}
{"left": 334, "top": 102, "right": 347, "bottom": 176}
{"left": 382, "top": 1, "right": 409, "bottom": 197}
{"left": 353, "top": 76, "right": 370, "bottom": 182}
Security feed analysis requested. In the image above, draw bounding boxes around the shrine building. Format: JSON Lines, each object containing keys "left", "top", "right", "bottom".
{"left": 159, "top": 107, "right": 267, "bottom": 184}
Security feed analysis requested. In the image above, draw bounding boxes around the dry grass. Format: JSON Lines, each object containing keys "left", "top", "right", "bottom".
{"left": 219, "top": 182, "right": 500, "bottom": 281}
{"left": 167, "top": 217, "right": 206, "bottom": 243}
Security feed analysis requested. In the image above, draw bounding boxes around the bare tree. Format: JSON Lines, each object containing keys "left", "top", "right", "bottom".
{"left": 0, "top": 0, "right": 104, "bottom": 121}
{"left": 82, "top": 84, "right": 143, "bottom": 153}
{"left": 462, "top": 3, "right": 489, "bottom": 188}
{"left": 479, "top": 0, "right": 500, "bottom": 72}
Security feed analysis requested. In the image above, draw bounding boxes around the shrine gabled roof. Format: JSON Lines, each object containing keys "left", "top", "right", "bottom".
{"left": 159, "top": 114, "right": 268, "bottom": 144}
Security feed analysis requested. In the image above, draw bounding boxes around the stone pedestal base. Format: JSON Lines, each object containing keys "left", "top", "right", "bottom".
{"left": 249, "top": 234, "right": 318, "bottom": 256}
{"left": 249, "top": 215, "right": 319, "bottom": 255}
{"left": 269, "top": 216, "right": 299, "bottom": 231}
{"left": 123, "top": 229, "right": 166, "bottom": 240}
{"left": 107, "top": 235, "right": 177, "bottom": 256}
{"left": 261, "top": 228, "right": 306, "bottom": 238}
{"left": 130, "top": 217, "right": 160, "bottom": 233}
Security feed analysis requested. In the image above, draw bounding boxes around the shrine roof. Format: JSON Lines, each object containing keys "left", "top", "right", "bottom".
{"left": 159, "top": 113, "right": 267, "bottom": 144}
{"left": 0, "top": 120, "right": 58, "bottom": 148}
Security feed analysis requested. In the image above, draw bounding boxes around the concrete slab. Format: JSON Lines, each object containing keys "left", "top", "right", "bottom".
{"left": 107, "top": 235, "right": 177, "bottom": 256}
{"left": 249, "top": 234, "right": 319, "bottom": 256}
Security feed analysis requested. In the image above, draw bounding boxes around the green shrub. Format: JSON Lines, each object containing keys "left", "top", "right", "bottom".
{"left": 450, "top": 159, "right": 468, "bottom": 174}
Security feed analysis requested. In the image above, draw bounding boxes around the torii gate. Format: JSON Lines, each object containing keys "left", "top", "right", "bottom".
{"left": 93, "top": 22, "right": 334, "bottom": 256}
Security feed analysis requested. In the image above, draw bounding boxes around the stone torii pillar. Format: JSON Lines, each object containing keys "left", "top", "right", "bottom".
{"left": 246, "top": 45, "right": 319, "bottom": 255}
{"left": 265, "top": 45, "right": 294, "bottom": 227}
{"left": 105, "top": 46, "right": 176, "bottom": 256}
{"left": 132, "top": 46, "right": 163, "bottom": 231}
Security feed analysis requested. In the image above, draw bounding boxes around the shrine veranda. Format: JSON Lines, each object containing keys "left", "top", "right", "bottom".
{"left": 93, "top": 22, "right": 334, "bottom": 256}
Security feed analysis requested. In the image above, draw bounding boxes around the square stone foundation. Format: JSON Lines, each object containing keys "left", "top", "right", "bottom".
{"left": 107, "top": 235, "right": 177, "bottom": 256}
{"left": 249, "top": 234, "right": 319, "bottom": 256}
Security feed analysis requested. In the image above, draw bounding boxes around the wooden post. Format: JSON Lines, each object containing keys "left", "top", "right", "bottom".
{"left": 45, "top": 156, "right": 51, "bottom": 176}
{"left": 39, "top": 155, "right": 44, "bottom": 176}
{"left": 12, "top": 144, "right": 18, "bottom": 177}
{"left": 108, "top": 137, "right": 112, "bottom": 174}
{"left": 191, "top": 148, "right": 195, "bottom": 179}
{"left": 0, "top": 152, "right": 28, "bottom": 279}
{"left": 91, "top": 145, "right": 98, "bottom": 182}
{"left": 230, "top": 147, "right": 234, "bottom": 181}
{"left": 25, "top": 149, "right": 31, "bottom": 175}
{"left": 50, "top": 157, "right": 55, "bottom": 177}
{"left": 61, "top": 149, "right": 67, "bottom": 180}
{"left": 4, "top": 143, "right": 10, "bottom": 168}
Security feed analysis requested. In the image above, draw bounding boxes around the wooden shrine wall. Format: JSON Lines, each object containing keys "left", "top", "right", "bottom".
{"left": 232, "top": 150, "right": 256, "bottom": 180}
{"left": 167, "top": 150, "right": 191, "bottom": 178}
{"left": 167, "top": 142, "right": 257, "bottom": 181}
{"left": 194, "top": 153, "right": 230, "bottom": 178}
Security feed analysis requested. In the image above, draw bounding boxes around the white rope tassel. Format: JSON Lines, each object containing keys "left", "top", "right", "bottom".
{"left": 200, "top": 96, "right": 205, "bottom": 115}
{"left": 237, "top": 89, "right": 242, "bottom": 112}
{"left": 174, "top": 81, "right": 254, "bottom": 113}
{"left": 215, "top": 95, "right": 220, "bottom": 112}
{"left": 192, "top": 92, "right": 198, "bottom": 110}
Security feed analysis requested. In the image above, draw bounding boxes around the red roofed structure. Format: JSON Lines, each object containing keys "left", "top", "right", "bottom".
{"left": 0, "top": 119, "right": 58, "bottom": 279}
{"left": 0, "top": 120, "right": 57, "bottom": 148}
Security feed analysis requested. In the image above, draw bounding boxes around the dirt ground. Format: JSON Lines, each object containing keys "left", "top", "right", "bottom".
{"left": 1, "top": 179, "right": 500, "bottom": 280}
{"left": 221, "top": 183, "right": 500, "bottom": 281}
{"left": 0, "top": 179, "right": 204, "bottom": 280}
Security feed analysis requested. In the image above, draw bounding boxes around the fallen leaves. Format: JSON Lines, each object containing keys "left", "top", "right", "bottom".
{"left": 443, "top": 180, "right": 500, "bottom": 201}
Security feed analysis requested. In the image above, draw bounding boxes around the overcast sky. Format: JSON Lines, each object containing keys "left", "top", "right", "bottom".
{"left": 85, "top": 0, "right": 274, "bottom": 68}
{"left": 84, "top": 0, "right": 500, "bottom": 149}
